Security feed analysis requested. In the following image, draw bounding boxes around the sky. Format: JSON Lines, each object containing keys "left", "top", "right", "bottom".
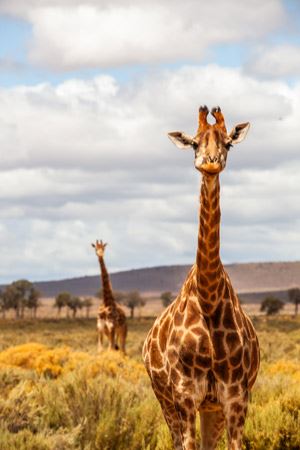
{"left": 0, "top": 0, "right": 300, "bottom": 283}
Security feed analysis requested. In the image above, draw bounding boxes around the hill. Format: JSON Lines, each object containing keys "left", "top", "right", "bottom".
{"left": 17, "top": 261, "right": 300, "bottom": 302}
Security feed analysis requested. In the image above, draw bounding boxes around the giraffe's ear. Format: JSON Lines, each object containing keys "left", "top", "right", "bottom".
{"left": 168, "top": 131, "right": 196, "bottom": 149}
{"left": 91, "top": 243, "right": 96, "bottom": 248}
{"left": 228, "top": 122, "right": 250, "bottom": 145}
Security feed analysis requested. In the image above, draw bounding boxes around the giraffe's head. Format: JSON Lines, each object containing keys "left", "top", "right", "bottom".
{"left": 168, "top": 106, "right": 250, "bottom": 175}
{"left": 91, "top": 239, "right": 107, "bottom": 258}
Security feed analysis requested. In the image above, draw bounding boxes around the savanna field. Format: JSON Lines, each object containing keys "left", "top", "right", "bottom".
{"left": 0, "top": 316, "right": 299, "bottom": 450}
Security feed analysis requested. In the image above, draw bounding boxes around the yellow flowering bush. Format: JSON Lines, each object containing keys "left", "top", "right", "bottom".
{"left": 0, "top": 343, "right": 146, "bottom": 382}
{"left": 266, "top": 360, "right": 300, "bottom": 382}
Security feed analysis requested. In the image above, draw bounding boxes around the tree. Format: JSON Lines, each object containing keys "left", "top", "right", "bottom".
{"left": 113, "top": 291, "right": 126, "bottom": 303}
{"left": 66, "top": 296, "right": 83, "bottom": 318}
{"left": 54, "top": 291, "right": 71, "bottom": 317}
{"left": 1, "top": 280, "right": 39, "bottom": 319}
{"left": 0, "top": 290, "right": 9, "bottom": 319}
{"left": 260, "top": 296, "right": 284, "bottom": 316}
{"left": 160, "top": 291, "right": 175, "bottom": 308}
{"left": 287, "top": 287, "right": 300, "bottom": 317}
{"left": 27, "top": 289, "right": 41, "bottom": 318}
{"left": 81, "top": 297, "right": 93, "bottom": 318}
{"left": 123, "top": 291, "right": 145, "bottom": 318}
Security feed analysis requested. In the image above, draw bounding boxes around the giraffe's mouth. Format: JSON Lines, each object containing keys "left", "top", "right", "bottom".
{"left": 196, "top": 161, "right": 222, "bottom": 174}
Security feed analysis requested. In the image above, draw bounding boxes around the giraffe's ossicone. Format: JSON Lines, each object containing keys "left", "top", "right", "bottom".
{"left": 143, "top": 106, "right": 260, "bottom": 450}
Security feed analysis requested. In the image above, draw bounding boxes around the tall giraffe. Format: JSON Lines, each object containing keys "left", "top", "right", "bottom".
{"left": 143, "top": 106, "right": 260, "bottom": 450}
{"left": 92, "top": 240, "right": 127, "bottom": 353}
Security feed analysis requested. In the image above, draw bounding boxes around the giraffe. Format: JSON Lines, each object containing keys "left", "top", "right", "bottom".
{"left": 92, "top": 240, "right": 127, "bottom": 353}
{"left": 143, "top": 106, "right": 260, "bottom": 450}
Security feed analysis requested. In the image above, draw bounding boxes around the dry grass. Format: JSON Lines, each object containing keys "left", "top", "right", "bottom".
{"left": 0, "top": 315, "right": 299, "bottom": 449}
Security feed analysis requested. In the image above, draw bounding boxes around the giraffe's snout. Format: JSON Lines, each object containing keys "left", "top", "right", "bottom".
{"left": 195, "top": 154, "right": 223, "bottom": 174}
{"left": 207, "top": 156, "right": 218, "bottom": 163}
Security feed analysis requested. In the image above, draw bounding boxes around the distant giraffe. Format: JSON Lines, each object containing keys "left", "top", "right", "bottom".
{"left": 143, "top": 106, "right": 260, "bottom": 450}
{"left": 92, "top": 240, "right": 127, "bottom": 353}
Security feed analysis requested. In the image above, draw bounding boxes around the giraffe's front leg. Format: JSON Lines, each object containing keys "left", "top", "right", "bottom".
{"left": 108, "top": 325, "right": 116, "bottom": 350}
{"left": 97, "top": 318, "right": 105, "bottom": 352}
{"left": 176, "top": 402, "right": 197, "bottom": 450}
{"left": 223, "top": 394, "right": 248, "bottom": 450}
{"left": 97, "top": 330, "right": 104, "bottom": 352}
{"left": 199, "top": 408, "right": 225, "bottom": 450}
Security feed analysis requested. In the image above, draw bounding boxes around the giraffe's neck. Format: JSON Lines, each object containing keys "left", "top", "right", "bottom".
{"left": 196, "top": 173, "right": 223, "bottom": 294}
{"left": 98, "top": 256, "right": 115, "bottom": 308}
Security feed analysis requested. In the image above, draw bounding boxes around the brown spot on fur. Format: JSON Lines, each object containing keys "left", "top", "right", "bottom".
{"left": 236, "top": 313, "right": 243, "bottom": 327}
{"left": 213, "top": 330, "right": 226, "bottom": 359}
{"left": 184, "top": 398, "right": 194, "bottom": 409}
{"left": 170, "top": 329, "right": 184, "bottom": 347}
{"left": 199, "top": 334, "right": 210, "bottom": 353}
{"left": 184, "top": 333, "right": 197, "bottom": 352}
{"left": 209, "top": 247, "right": 219, "bottom": 260}
{"left": 152, "top": 326, "right": 158, "bottom": 339}
{"left": 237, "top": 415, "right": 245, "bottom": 427}
{"left": 209, "top": 301, "right": 223, "bottom": 328}
{"left": 202, "top": 257, "right": 210, "bottom": 271}
{"left": 241, "top": 374, "right": 248, "bottom": 389}
{"left": 196, "top": 354, "right": 211, "bottom": 367}
{"left": 232, "top": 402, "right": 243, "bottom": 414}
{"left": 198, "top": 235, "right": 206, "bottom": 247}
{"left": 211, "top": 194, "right": 218, "bottom": 210}
{"left": 159, "top": 317, "right": 170, "bottom": 352}
{"left": 174, "top": 310, "right": 184, "bottom": 326}
{"left": 209, "top": 258, "right": 220, "bottom": 271}
{"left": 175, "top": 402, "right": 188, "bottom": 420}
{"left": 185, "top": 301, "right": 200, "bottom": 328}
{"left": 198, "top": 287, "right": 209, "bottom": 299}
{"left": 223, "top": 302, "right": 236, "bottom": 329}
{"left": 223, "top": 283, "right": 230, "bottom": 299}
{"left": 150, "top": 341, "right": 163, "bottom": 368}
{"left": 208, "top": 281, "right": 218, "bottom": 293}
{"left": 167, "top": 348, "right": 177, "bottom": 364}
{"left": 226, "top": 332, "right": 240, "bottom": 352}
{"left": 210, "top": 210, "right": 220, "bottom": 228}
{"left": 179, "top": 346, "right": 194, "bottom": 366}
{"left": 210, "top": 293, "right": 217, "bottom": 302}
{"left": 201, "top": 301, "right": 214, "bottom": 314}
{"left": 190, "top": 326, "right": 203, "bottom": 335}
{"left": 182, "top": 363, "right": 192, "bottom": 377}
{"left": 200, "top": 274, "right": 209, "bottom": 287}
{"left": 244, "top": 348, "right": 250, "bottom": 368}
{"left": 217, "top": 277, "right": 225, "bottom": 296}
{"left": 194, "top": 367, "right": 204, "bottom": 378}
{"left": 230, "top": 347, "right": 243, "bottom": 367}
{"left": 170, "top": 368, "right": 180, "bottom": 384}
{"left": 213, "top": 360, "right": 229, "bottom": 382}
{"left": 231, "top": 365, "right": 243, "bottom": 382}
{"left": 229, "top": 385, "right": 240, "bottom": 397}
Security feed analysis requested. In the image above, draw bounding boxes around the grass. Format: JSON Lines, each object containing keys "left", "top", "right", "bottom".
{"left": 0, "top": 316, "right": 299, "bottom": 449}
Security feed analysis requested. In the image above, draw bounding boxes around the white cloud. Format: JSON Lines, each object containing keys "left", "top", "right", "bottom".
{"left": 0, "top": 64, "right": 300, "bottom": 282}
{"left": 0, "top": 0, "right": 285, "bottom": 69}
{"left": 247, "top": 44, "right": 300, "bottom": 78}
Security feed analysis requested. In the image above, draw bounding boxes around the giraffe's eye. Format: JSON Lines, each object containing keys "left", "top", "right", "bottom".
{"left": 192, "top": 141, "right": 198, "bottom": 150}
{"left": 225, "top": 143, "right": 233, "bottom": 151}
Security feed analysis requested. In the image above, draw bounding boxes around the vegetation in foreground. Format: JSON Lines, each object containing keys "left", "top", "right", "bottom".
{"left": 0, "top": 316, "right": 299, "bottom": 449}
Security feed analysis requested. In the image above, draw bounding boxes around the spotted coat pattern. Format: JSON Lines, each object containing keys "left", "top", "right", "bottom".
{"left": 143, "top": 107, "right": 260, "bottom": 450}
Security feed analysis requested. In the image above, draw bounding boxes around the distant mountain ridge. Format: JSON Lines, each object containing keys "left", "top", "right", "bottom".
{"left": 3, "top": 261, "right": 298, "bottom": 300}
